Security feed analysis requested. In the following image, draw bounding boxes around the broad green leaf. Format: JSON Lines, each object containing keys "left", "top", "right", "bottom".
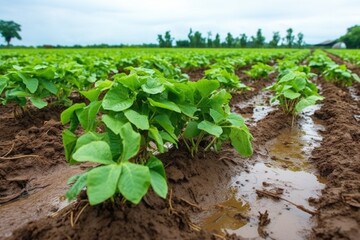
{"left": 154, "top": 114, "right": 177, "bottom": 140}
{"left": 62, "top": 129, "right": 77, "bottom": 161}
{"left": 198, "top": 120, "right": 223, "bottom": 138}
{"left": 74, "top": 132, "right": 105, "bottom": 154}
{"left": 148, "top": 98, "right": 181, "bottom": 112}
{"left": 23, "top": 78, "right": 38, "bottom": 93}
{"left": 184, "top": 121, "right": 201, "bottom": 138}
{"left": 118, "top": 162, "right": 151, "bottom": 204}
{"left": 77, "top": 101, "right": 102, "bottom": 131}
{"left": 283, "top": 89, "right": 301, "bottom": 100}
{"left": 66, "top": 173, "right": 88, "bottom": 200}
{"left": 146, "top": 156, "right": 166, "bottom": 178}
{"left": 106, "top": 128, "right": 122, "bottom": 161}
{"left": 87, "top": 165, "right": 122, "bottom": 205}
{"left": 141, "top": 77, "right": 165, "bottom": 94}
{"left": 80, "top": 88, "right": 101, "bottom": 102}
{"left": 295, "top": 95, "right": 324, "bottom": 113}
{"left": 119, "top": 123, "right": 140, "bottom": 161}
{"left": 61, "top": 103, "right": 86, "bottom": 124}
{"left": 149, "top": 127, "right": 164, "bottom": 153}
{"left": 41, "top": 80, "right": 58, "bottom": 94}
{"left": 7, "top": 90, "right": 30, "bottom": 97}
{"left": 210, "top": 109, "right": 225, "bottom": 124}
{"left": 149, "top": 171, "right": 167, "bottom": 199}
{"left": 229, "top": 127, "right": 253, "bottom": 157}
{"left": 195, "top": 79, "right": 220, "bottom": 98}
{"left": 178, "top": 104, "right": 197, "bottom": 118}
{"left": 102, "top": 114, "right": 126, "bottom": 135}
{"left": 159, "top": 131, "right": 177, "bottom": 146}
{"left": 95, "top": 79, "right": 113, "bottom": 90}
{"left": 29, "top": 97, "right": 47, "bottom": 109}
{"left": 102, "top": 85, "right": 135, "bottom": 112}
{"left": 279, "top": 71, "right": 297, "bottom": 83}
{"left": 0, "top": 77, "right": 7, "bottom": 94}
{"left": 124, "top": 109, "right": 149, "bottom": 130}
{"left": 291, "top": 77, "right": 306, "bottom": 92}
{"left": 117, "top": 74, "right": 143, "bottom": 91}
{"left": 227, "top": 113, "right": 245, "bottom": 127}
{"left": 352, "top": 73, "right": 360, "bottom": 82}
{"left": 73, "top": 141, "right": 114, "bottom": 164}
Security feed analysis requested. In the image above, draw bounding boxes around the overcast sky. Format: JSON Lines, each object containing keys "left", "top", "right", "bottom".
{"left": 1, "top": 0, "right": 359, "bottom": 46}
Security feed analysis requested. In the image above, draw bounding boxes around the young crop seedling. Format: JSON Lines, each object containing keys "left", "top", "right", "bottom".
{"left": 265, "top": 70, "right": 324, "bottom": 125}
{"left": 0, "top": 65, "right": 61, "bottom": 116}
{"left": 62, "top": 67, "right": 253, "bottom": 206}
{"left": 205, "top": 66, "right": 249, "bottom": 92}
{"left": 322, "top": 63, "right": 360, "bottom": 87}
{"left": 244, "top": 62, "right": 274, "bottom": 79}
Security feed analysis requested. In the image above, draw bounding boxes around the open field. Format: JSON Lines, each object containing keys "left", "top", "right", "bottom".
{"left": 1, "top": 48, "right": 359, "bottom": 239}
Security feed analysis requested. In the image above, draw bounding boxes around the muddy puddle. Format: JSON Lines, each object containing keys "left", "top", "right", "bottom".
{"left": 235, "top": 90, "right": 276, "bottom": 125}
{"left": 349, "top": 86, "right": 360, "bottom": 101}
{"left": 197, "top": 105, "right": 326, "bottom": 239}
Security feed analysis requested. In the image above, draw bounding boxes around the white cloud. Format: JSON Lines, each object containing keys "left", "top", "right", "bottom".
{"left": 0, "top": 0, "right": 359, "bottom": 45}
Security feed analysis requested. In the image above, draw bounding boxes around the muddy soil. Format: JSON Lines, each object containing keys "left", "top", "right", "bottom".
{"left": 1, "top": 57, "right": 360, "bottom": 239}
{"left": 310, "top": 78, "right": 360, "bottom": 239}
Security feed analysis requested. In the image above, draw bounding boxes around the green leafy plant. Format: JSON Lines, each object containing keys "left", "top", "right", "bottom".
{"left": 62, "top": 67, "right": 253, "bottom": 206}
{"left": 204, "top": 67, "right": 249, "bottom": 92}
{"left": 322, "top": 63, "right": 360, "bottom": 87}
{"left": 266, "top": 71, "right": 324, "bottom": 123}
{"left": 244, "top": 62, "right": 274, "bottom": 79}
{"left": 0, "top": 64, "right": 60, "bottom": 112}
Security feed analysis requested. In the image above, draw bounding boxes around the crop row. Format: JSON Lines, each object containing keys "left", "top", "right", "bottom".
{"left": 0, "top": 48, "right": 358, "bottom": 206}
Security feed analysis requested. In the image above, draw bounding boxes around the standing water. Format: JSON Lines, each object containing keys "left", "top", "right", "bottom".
{"left": 198, "top": 105, "right": 326, "bottom": 239}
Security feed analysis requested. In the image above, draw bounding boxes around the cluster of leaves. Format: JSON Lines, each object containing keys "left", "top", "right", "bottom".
{"left": 330, "top": 50, "right": 360, "bottom": 66}
{"left": 62, "top": 67, "right": 253, "bottom": 205}
{"left": 0, "top": 64, "right": 60, "bottom": 109}
{"left": 266, "top": 71, "right": 324, "bottom": 118}
{"left": 244, "top": 62, "right": 274, "bottom": 79}
{"left": 204, "top": 61, "right": 249, "bottom": 92}
{"left": 308, "top": 50, "right": 360, "bottom": 86}
{"left": 323, "top": 63, "right": 360, "bottom": 87}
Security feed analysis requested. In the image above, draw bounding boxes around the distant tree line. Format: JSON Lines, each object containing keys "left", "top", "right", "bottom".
{"left": 1, "top": 18, "right": 359, "bottom": 49}
{"left": 340, "top": 25, "right": 360, "bottom": 48}
{"left": 157, "top": 28, "right": 305, "bottom": 48}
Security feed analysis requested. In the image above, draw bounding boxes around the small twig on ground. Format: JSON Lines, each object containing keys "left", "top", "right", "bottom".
{"left": 1, "top": 142, "right": 15, "bottom": 158}
{"left": 188, "top": 222, "right": 201, "bottom": 232}
{"left": 74, "top": 203, "right": 89, "bottom": 225}
{"left": 218, "top": 156, "right": 237, "bottom": 165}
{"left": 212, "top": 233, "right": 226, "bottom": 239}
{"left": 180, "top": 198, "right": 203, "bottom": 210}
{"left": 168, "top": 188, "right": 175, "bottom": 214}
{"left": 70, "top": 211, "right": 74, "bottom": 228}
{"left": 256, "top": 189, "right": 317, "bottom": 215}
{"left": 0, "top": 154, "right": 40, "bottom": 160}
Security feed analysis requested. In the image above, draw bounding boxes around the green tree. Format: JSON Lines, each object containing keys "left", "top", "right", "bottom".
{"left": 251, "top": 29, "right": 265, "bottom": 48}
{"left": 269, "top": 31, "right": 281, "bottom": 48}
{"left": 0, "top": 20, "right": 22, "bottom": 46}
{"left": 164, "top": 31, "right": 173, "bottom": 47}
{"left": 225, "top": 32, "right": 234, "bottom": 48}
{"left": 213, "top": 33, "right": 221, "bottom": 48}
{"left": 207, "top": 31, "right": 213, "bottom": 48}
{"left": 158, "top": 31, "right": 173, "bottom": 48}
{"left": 157, "top": 34, "right": 165, "bottom": 47}
{"left": 239, "top": 34, "right": 247, "bottom": 48}
{"left": 296, "top": 32, "right": 304, "bottom": 48}
{"left": 285, "top": 28, "right": 295, "bottom": 48}
{"left": 340, "top": 25, "right": 360, "bottom": 48}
